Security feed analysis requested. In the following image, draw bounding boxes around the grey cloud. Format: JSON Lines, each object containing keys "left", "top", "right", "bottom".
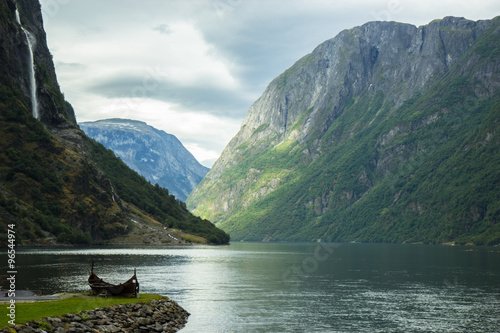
{"left": 153, "top": 24, "right": 173, "bottom": 35}
{"left": 86, "top": 75, "right": 252, "bottom": 118}
{"left": 196, "top": 2, "right": 373, "bottom": 92}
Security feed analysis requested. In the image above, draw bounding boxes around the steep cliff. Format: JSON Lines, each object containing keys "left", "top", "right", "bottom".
{"left": 0, "top": 0, "right": 229, "bottom": 245}
{"left": 80, "top": 119, "right": 209, "bottom": 202}
{"left": 187, "top": 17, "right": 500, "bottom": 245}
{"left": 1, "top": 0, "right": 76, "bottom": 126}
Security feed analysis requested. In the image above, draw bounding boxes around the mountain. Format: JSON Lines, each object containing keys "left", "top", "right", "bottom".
{"left": 79, "top": 119, "right": 209, "bottom": 202}
{"left": 0, "top": 0, "right": 229, "bottom": 245}
{"left": 187, "top": 16, "right": 500, "bottom": 245}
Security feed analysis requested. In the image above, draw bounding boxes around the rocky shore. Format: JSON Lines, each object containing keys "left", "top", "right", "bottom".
{"left": 2, "top": 297, "right": 189, "bottom": 332}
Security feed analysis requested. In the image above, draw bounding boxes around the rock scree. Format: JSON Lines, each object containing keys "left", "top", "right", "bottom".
{"left": 2, "top": 297, "right": 189, "bottom": 332}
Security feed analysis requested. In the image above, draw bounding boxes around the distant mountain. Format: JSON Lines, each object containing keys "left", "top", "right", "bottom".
{"left": 0, "top": 0, "right": 228, "bottom": 245}
{"left": 80, "top": 119, "right": 209, "bottom": 201}
{"left": 188, "top": 16, "right": 500, "bottom": 245}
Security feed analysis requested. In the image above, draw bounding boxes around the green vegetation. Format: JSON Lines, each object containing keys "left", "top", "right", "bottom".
{"left": 252, "top": 124, "right": 269, "bottom": 135}
{"left": 0, "top": 81, "right": 124, "bottom": 245}
{"left": 218, "top": 74, "right": 499, "bottom": 244}
{"left": 0, "top": 109, "right": 229, "bottom": 245}
{"left": 0, "top": 5, "right": 229, "bottom": 245}
{"left": 475, "top": 17, "right": 500, "bottom": 59}
{"left": 88, "top": 140, "right": 229, "bottom": 245}
{"left": 189, "top": 18, "right": 500, "bottom": 246}
{"left": 0, "top": 293, "right": 162, "bottom": 326}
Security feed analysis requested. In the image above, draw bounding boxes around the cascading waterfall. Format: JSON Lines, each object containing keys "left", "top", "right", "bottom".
{"left": 15, "top": 8, "right": 39, "bottom": 119}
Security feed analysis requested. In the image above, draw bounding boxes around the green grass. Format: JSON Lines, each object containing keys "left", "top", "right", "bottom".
{"left": 0, "top": 293, "right": 162, "bottom": 327}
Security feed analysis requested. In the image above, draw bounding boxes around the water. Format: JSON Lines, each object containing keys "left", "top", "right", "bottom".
{"left": 15, "top": 8, "right": 39, "bottom": 119}
{"left": 3, "top": 243, "right": 500, "bottom": 332}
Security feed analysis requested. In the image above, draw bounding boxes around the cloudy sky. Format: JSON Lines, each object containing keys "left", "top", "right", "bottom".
{"left": 39, "top": 0, "right": 499, "bottom": 167}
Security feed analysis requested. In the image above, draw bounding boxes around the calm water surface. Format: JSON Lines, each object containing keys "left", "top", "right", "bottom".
{"left": 5, "top": 243, "right": 500, "bottom": 332}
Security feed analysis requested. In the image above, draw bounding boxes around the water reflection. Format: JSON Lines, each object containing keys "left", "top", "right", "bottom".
{"left": 4, "top": 243, "right": 500, "bottom": 332}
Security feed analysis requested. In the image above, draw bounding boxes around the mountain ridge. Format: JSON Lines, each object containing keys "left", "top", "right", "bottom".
{"left": 187, "top": 16, "right": 500, "bottom": 245}
{"left": 80, "top": 118, "right": 209, "bottom": 201}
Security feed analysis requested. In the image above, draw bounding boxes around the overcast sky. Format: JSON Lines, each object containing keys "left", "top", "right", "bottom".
{"left": 39, "top": 0, "right": 500, "bottom": 167}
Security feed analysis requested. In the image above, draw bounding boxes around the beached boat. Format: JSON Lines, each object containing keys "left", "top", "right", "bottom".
{"left": 88, "top": 263, "right": 139, "bottom": 297}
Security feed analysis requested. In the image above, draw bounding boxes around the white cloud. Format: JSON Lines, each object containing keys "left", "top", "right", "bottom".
{"left": 184, "top": 143, "right": 221, "bottom": 168}
{"left": 155, "top": 22, "right": 239, "bottom": 89}
{"left": 51, "top": 19, "right": 239, "bottom": 93}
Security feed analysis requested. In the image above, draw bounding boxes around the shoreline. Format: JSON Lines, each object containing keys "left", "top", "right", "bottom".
{"left": 0, "top": 238, "right": 231, "bottom": 249}
{"left": 3, "top": 239, "right": 498, "bottom": 249}
{"left": 1, "top": 294, "right": 189, "bottom": 332}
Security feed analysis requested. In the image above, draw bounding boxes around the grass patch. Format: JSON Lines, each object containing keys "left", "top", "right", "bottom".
{"left": 1, "top": 293, "right": 162, "bottom": 327}
{"left": 181, "top": 233, "right": 209, "bottom": 244}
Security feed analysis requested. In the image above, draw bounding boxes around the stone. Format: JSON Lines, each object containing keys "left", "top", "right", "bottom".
{"left": 0, "top": 298, "right": 189, "bottom": 333}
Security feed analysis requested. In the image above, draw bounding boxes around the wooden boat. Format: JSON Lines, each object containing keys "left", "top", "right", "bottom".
{"left": 88, "top": 263, "right": 139, "bottom": 297}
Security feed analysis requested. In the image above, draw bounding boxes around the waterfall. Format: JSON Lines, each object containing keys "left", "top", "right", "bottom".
{"left": 15, "top": 8, "right": 39, "bottom": 119}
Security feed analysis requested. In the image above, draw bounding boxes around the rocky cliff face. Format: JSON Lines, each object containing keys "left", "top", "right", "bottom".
{"left": 80, "top": 119, "right": 209, "bottom": 201}
{"left": 208, "top": 18, "right": 491, "bottom": 177}
{"left": 0, "top": 0, "right": 228, "bottom": 245}
{"left": 188, "top": 16, "right": 500, "bottom": 244}
{"left": 2, "top": 0, "right": 77, "bottom": 126}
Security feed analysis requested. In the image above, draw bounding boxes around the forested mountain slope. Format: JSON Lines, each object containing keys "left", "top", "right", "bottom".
{"left": 0, "top": 0, "right": 229, "bottom": 245}
{"left": 188, "top": 16, "right": 500, "bottom": 245}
